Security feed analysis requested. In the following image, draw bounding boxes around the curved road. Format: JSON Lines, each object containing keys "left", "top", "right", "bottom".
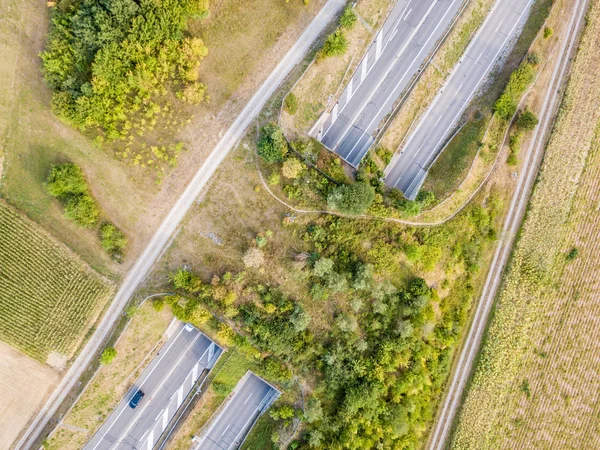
{"left": 14, "top": 1, "right": 346, "bottom": 448}
{"left": 427, "top": 0, "right": 589, "bottom": 447}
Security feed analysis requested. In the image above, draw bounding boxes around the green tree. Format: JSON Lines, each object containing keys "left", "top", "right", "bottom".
{"left": 100, "top": 347, "right": 117, "bottom": 364}
{"left": 282, "top": 158, "right": 304, "bottom": 179}
{"left": 65, "top": 194, "right": 100, "bottom": 227}
{"left": 41, "top": 0, "right": 209, "bottom": 137}
{"left": 339, "top": 6, "right": 357, "bottom": 29}
{"left": 46, "top": 163, "right": 88, "bottom": 198}
{"left": 327, "top": 182, "right": 375, "bottom": 215}
{"left": 313, "top": 257, "right": 334, "bottom": 277}
{"left": 516, "top": 109, "right": 539, "bottom": 131}
{"left": 258, "top": 124, "right": 288, "bottom": 163}
{"left": 100, "top": 223, "right": 127, "bottom": 260}
{"left": 320, "top": 30, "right": 347, "bottom": 59}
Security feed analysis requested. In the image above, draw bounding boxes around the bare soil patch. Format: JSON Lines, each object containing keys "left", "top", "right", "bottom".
{"left": 0, "top": 342, "right": 59, "bottom": 450}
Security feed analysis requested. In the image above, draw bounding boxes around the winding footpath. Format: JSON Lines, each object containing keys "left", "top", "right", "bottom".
{"left": 14, "top": 1, "right": 346, "bottom": 448}
{"left": 427, "top": 0, "right": 590, "bottom": 447}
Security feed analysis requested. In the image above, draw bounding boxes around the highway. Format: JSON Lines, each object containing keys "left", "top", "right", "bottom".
{"left": 193, "top": 372, "right": 280, "bottom": 450}
{"left": 84, "top": 323, "right": 222, "bottom": 450}
{"left": 384, "top": 0, "right": 534, "bottom": 200}
{"left": 317, "top": 0, "right": 466, "bottom": 167}
{"left": 426, "top": 0, "right": 588, "bottom": 446}
{"left": 14, "top": 1, "right": 347, "bottom": 448}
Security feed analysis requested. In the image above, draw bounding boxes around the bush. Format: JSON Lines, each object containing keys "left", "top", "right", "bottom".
{"left": 319, "top": 30, "right": 347, "bottom": 59}
{"left": 284, "top": 92, "right": 298, "bottom": 115}
{"left": 327, "top": 182, "right": 375, "bottom": 215}
{"left": 100, "top": 223, "right": 127, "bottom": 260}
{"left": 100, "top": 347, "right": 117, "bottom": 364}
{"left": 566, "top": 247, "right": 579, "bottom": 261}
{"left": 243, "top": 248, "right": 265, "bottom": 268}
{"left": 282, "top": 158, "right": 304, "bottom": 179}
{"left": 339, "top": 6, "right": 357, "bottom": 29}
{"left": 46, "top": 163, "right": 88, "bottom": 198}
{"left": 516, "top": 109, "right": 539, "bottom": 131}
{"left": 65, "top": 194, "right": 100, "bottom": 227}
{"left": 258, "top": 123, "right": 288, "bottom": 163}
{"left": 494, "top": 63, "right": 536, "bottom": 120}
{"left": 543, "top": 26, "right": 553, "bottom": 38}
{"left": 268, "top": 172, "right": 281, "bottom": 185}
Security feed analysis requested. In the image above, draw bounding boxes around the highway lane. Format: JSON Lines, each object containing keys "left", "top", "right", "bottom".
{"left": 84, "top": 323, "right": 222, "bottom": 450}
{"left": 317, "top": 0, "right": 466, "bottom": 167}
{"left": 384, "top": 0, "right": 534, "bottom": 200}
{"left": 194, "top": 372, "right": 280, "bottom": 450}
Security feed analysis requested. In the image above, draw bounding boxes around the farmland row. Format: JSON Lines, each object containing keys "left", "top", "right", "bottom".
{"left": 450, "top": 0, "right": 600, "bottom": 447}
{"left": 0, "top": 201, "right": 113, "bottom": 362}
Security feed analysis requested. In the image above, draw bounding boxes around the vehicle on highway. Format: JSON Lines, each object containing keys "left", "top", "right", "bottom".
{"left": 185, "top": 323, "right": 194, "bottom": 332}
{"left": 128, "top": 389, "right": 145, "bottom": 409}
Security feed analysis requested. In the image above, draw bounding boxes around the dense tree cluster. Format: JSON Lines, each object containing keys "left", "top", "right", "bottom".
{"left": 165, "top": 191, "right": 500, "bottom": 448}
{"left": 41, "top": 0, "right": 209, "bottom": 138}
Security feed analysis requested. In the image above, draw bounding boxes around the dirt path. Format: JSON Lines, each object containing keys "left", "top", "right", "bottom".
{"left": 426, "top": 0, "right": 589, "bottom": 447}
{"left": 13, "top": 1, "right": 346, "bottom": 448}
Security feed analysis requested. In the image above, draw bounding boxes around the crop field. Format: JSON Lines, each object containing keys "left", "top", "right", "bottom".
{"left": 0, "top": 200, "right": 112, "bottom": 363}
{"left": 451, "top": 1, "right": 600, "bottom": 447}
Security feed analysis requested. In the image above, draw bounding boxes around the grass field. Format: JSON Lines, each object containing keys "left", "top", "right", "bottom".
{"left": 0, "top": 200, "right": 112, "bottom": 363}
{"left": 422, "top": 118, "right": 487, "bottom": 199}
{"left": 451, "top": 1, "right": 600, "bottom": 447}
{"left": 0, "top": 341, "right": 59, "bottom": 450}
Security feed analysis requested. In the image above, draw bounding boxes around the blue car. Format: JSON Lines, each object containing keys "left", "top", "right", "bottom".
{"left": 129, "top": 389, "right": 145, "bottom": 409}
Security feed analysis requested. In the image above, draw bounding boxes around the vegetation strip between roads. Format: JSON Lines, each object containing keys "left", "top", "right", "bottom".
{"left": 427, "top": 0, "right": 589, "bottom": 446}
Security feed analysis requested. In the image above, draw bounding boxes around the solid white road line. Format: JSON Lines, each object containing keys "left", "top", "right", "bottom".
{"left": 225, "top": 406, "right": 262, "bottom": 450}
{"left": 361, "top": 54, "right": 368, "bottom": 81}
{"left": 387, "top": 0, "right": 533, "bottom": 187}
{"left": 321, "top": 0, "right": 413, "bottom": 138}
{"left": 162, "top": 409, "right": 169, "bottom": 429}
{"left": 177, "top": 385, "right": 184, "bottom": 406}
{"left": 146, "top": 430, "right": 154, "bottom": 450}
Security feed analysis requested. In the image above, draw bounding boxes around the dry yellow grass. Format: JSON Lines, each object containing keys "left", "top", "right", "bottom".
{"left": 451, "top": 1, "right": 600, "bottom": 447}
{"left": 0, "top": 342, "right": 59, "bottom": 450}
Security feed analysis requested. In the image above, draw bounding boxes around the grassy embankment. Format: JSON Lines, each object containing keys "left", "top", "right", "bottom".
{"left": 451, "top": 1, "right": 600, "bottom": 447}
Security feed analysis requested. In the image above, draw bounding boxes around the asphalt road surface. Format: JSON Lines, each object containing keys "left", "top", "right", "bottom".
{"left": 427, "top": 0, "right": 588, "bottom": 446}
{"left": 384, "top": 0, "right": 534, "bottom": 200}
{"left": 14, "top": 2, "right": 346, "bottom": 448}
{"left": 84, "top": 323, "right": 222, "bottom": 450}
{"left": 194, "top": 372, "right": 280, "bottom": 450}
{"left": 317, "top": 0, "right": 465, "bottom": 167}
